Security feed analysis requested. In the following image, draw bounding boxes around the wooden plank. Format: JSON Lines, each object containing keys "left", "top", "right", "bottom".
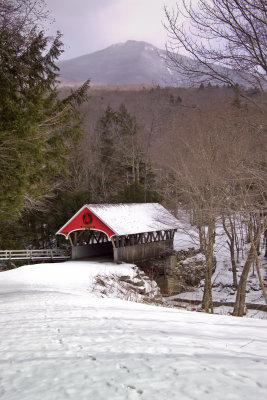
{"left": 110, "top": 237, "right": 116, "bottom": 249}
{"left": 68, "top": 235, "right": 74, "bottom": 247}
{"left": 114, "top": 239, "right": 174, "bottom": 263}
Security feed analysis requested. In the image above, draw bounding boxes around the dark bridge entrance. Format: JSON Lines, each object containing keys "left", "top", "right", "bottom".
{"left": 69, "top": 230, "right": 113, "bottom": 259}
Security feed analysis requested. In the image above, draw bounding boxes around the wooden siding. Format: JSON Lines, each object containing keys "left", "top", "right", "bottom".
{"left": 113, "top": 239, "right": 173, "bottom": 263}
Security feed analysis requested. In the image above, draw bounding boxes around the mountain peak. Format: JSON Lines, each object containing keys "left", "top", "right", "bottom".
{"left": 106, "top": 40, "right": 159, "bottom": 52}
{"left": 58, "top": 40, "right": 176, "bottom": 86}
{"left": 125, "top": 40, "right": 157, "bottom": 47}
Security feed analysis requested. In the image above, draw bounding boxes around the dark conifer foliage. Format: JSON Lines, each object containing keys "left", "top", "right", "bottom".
{"left": 0, "top": 0, "right": 89, "bottom": 228}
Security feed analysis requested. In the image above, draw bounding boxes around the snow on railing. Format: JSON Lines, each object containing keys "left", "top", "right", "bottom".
{"left": 0, "top": 249, "right": 71, "bottom": 260}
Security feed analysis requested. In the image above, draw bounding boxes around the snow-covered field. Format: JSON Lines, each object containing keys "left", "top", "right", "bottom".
{"left": 1, "top": 261, "right": 267, "bottom": 400}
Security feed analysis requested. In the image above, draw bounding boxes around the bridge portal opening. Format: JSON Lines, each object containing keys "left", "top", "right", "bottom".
{"left": 69, "top": 230, "right": 113, "bottom": 260}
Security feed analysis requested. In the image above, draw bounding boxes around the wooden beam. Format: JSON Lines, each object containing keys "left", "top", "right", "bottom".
{"left": 68, "top": 235, "right": 74, "bottom": 246}
{"left": 110, "top": 237, "right": 116, "bottom": 248}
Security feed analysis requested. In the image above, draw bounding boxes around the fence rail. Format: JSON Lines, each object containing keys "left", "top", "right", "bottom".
{"left": 0, "top": 249, "right": 71, "bottom": 261}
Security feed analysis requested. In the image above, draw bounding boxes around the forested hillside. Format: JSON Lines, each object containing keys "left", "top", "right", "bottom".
{"left": 4, "top": 83, "right": 265, "bottom": 247}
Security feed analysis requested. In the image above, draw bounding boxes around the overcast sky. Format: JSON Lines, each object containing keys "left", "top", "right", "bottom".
{"left": 45, "top": 0, "right": 179, "bottom": 61}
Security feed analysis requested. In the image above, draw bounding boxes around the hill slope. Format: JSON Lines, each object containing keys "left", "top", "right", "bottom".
{"left": 58, "top": 40, "right": 181, "bottom": 86}
{"left": 58, "top": 40, "right": 255, "bottom": 87}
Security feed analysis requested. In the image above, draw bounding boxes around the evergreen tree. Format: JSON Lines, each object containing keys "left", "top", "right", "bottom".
{"left": 4, "top": 145, "right": 92, "bottom": 250}
{"left": 15, "top": 187, "right": 91, "bottom": 250}
{"left": 0, "top": 0, "right": 89, "bottom": 229}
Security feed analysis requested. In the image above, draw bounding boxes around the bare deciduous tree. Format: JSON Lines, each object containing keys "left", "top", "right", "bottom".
{"left": 164, "top": 0, "right": 267, "bottom": 89}
{"left": 165, "top": 120, "right": 231, "bottom": 312}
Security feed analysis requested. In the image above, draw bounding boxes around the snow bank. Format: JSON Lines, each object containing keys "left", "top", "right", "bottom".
{"left": 0, "top": 260, "right": 137, "bottom": 295}
{"left": 0, "top": 261, "right": 267, "bottom": 399}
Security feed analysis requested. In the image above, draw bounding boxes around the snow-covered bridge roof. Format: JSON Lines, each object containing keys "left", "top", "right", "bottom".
{"left": 56, "top": 203, "right": 179, "bottom": 239}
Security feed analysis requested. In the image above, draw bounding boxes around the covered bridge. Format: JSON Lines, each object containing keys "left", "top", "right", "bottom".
{"left": 56, "top": 203, "right": 179, "bottom": 263}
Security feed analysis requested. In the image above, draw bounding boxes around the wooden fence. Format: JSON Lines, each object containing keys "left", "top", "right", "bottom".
{"left": 0, "top": 249, "right": 71, "bottom": 261}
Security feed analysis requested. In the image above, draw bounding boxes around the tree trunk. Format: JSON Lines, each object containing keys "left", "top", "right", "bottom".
{"left": 202, "top": 220, "right": 215, "bottom": 313}
{"left": 254, "top": 247, "right": 267, "bottom": 307}
{"left": 250, "top": 226, "right": 267, "bottom": 307}
{"left": 232, "top": 218, "right": 263, "bottom": 317}
{"left": 229, "top": 240, "right": 238, "bottom": 288}
{"left": 198, "top": 225, "right": 205, "bottom": 253}
{"left": 222, "top": 215, "right": 238, "bottom": 288}
{"left": 232, "top": 245, "right": 254, "bottom": 317}
{"left": 202, "top": 263, "right": 213, "bottom": 313}
{"left": 264, "top": 230, "right": 267, "bottom": 258}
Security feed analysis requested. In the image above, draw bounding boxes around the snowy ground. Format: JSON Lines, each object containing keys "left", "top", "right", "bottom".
{"left": 1, "top": 261, "right": 267, "bottom": 399}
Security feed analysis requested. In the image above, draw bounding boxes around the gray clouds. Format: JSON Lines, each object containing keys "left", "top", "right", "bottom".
{"left": 45, "top": 0, "right": 178, "bottom": 60}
